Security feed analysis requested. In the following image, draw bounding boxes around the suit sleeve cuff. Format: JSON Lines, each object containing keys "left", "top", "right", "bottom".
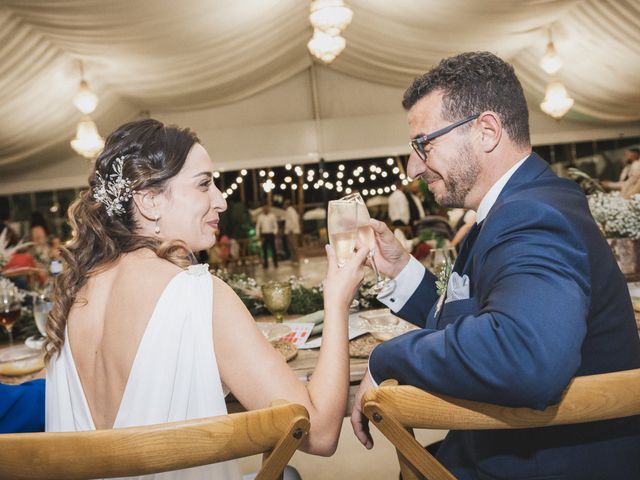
{"left": 376, "top": 256, "right": 425, "bottom": 311}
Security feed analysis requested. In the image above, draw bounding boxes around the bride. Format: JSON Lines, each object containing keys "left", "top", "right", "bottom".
{"left": 45, "top": 119, "right": 368, "bottom": 479}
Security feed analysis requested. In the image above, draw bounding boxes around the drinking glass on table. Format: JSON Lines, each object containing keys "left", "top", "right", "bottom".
{"left": 0, "top": 286, "right": 22, "bottom": 346}
{"left": 427, "top": 247, "right": 457, "bottom": 277}
{"left": 261, "top": 281, "right": 292, "bottom": 323}
{"left": 32, "top": 293, "right": 53, "bottom": 341}
{"left": 340, "top": 192, "right": 388, "bottom": 292}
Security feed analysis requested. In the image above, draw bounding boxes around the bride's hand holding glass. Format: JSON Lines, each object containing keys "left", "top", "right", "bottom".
{"left": 323, "top": 244, "right": 369, "bottom": 311}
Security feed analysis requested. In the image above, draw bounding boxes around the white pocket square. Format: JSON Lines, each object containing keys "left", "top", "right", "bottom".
{"left": 445, "top": 272, "right": 470, "bottom": 304}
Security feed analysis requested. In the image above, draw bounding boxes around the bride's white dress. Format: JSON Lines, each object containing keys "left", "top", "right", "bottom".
{"left": 46, "top": 264, "right": 242, "bottom": 479}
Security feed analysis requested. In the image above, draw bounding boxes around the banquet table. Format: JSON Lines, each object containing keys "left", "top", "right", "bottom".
{"left": 0, "top": 315, "right": 376, "bottom": 418}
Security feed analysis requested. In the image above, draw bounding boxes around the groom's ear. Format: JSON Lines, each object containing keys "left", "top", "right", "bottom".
{"left": 132, "top": 189, "right": 160, "bottom": 221}
{"left": 476, "top": 111, "right": 502, "bottom": 153}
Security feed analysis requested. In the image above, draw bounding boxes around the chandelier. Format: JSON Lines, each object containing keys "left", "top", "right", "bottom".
{"left": 71, "top": 116, "right": 105, "bottom": 159}
{"left": 307, "top": 0, "right": 353, "bottom": 64}
{"left": 539, "top": 32, "right": 563, "bottom": 75}
{"left": 70, "top": 61, "right": 104, "bottom": 159}
{"left": 540, "top": 81, "right": 574, "bottom": 120}
{"left": 538, "top": 29, "right": 573, "bottom": 120}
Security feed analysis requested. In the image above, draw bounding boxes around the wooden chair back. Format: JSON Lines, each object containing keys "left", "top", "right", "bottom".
{"left": 0, "top": 400, "right": 309, "bottom": 480}
{"left": 362, "top": 369, "right": 640, "bottom": 480}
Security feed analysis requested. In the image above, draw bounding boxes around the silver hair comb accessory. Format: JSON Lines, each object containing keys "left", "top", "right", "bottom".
{"left": 93, "top": 156, "right": 135, "bottom": 217}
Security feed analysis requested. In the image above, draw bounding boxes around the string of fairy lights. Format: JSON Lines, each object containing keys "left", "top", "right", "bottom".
{"left": 218, "top": 157, "right": 410, "bottom": 200}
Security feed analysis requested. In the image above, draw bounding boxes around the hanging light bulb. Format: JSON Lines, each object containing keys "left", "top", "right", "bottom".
{"left": 540, "top": 80, "right": 574, "bottom": 120}
{"left": 307, "top": 29, "right": 346, "bottom": 64}
{"left": 72, "top": 61, "right": 99, "bottom": 114}
{"left": 539, "top": 30, "right": 563, "bottom": 75}
{"left": 72, "top": 80, "right": 98, "bottom": 114}
{"left": 309, "top": 0, "right": 353, "bottom": 36}
{"left": 70, "top": 116, "right": 105, "bottom": 159}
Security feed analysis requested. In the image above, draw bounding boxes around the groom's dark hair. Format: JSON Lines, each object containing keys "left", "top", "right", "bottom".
{"left": 402, "top": 51, "right": 530, "bottom": 148}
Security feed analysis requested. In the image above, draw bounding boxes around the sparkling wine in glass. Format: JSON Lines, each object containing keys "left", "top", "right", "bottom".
{"left": 327, "top": 199, "right": 360, "bottom": 309}
{"left": 327, "top": 200, "right": 358, "bottom": 267}
{"left": 341, "top": 193, "right": 388, "bottom": 291}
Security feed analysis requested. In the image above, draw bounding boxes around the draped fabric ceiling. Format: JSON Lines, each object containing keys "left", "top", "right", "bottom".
{"left": 1, "top": 0, "right": 639, "bottom": 193}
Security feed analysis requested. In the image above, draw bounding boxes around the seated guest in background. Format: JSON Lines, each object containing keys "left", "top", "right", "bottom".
{"left": 0, "top": 216, "right": 43, "bottom": 289}
{"left": 0, "top": 380, "right": 45, "bottom": 433}
{"left": 351, "top": 52, "right": 640, "bottom": 479}
{"left": 602, "top": 147, "right": 640, "bottom": 198}
{"left": 29, "top": 211, "right": 52, "bottom": 266}
{"left": 45, "top": 119, "right": 368, "bottom": 479}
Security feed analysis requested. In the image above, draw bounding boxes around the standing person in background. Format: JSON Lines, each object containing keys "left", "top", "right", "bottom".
{"left": 283, "top": 200, "right": 301, "bottom": 263}
{"left": 406, "top": 180, "right": 426, "bottom": 234}
{"left": 256, "top": 204, "right": 279, "bottom": 268}
{"left": 388, "top": 181, "right": 410, "bottom": 226}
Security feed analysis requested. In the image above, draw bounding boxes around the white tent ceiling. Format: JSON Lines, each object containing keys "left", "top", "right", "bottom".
{"left": 1, "top": 0, "right": 639, "bottom": 194}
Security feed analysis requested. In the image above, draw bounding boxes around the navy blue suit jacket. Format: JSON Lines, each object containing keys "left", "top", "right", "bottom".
{"left": 369, "top": 154, "right": 640, "bottom": 479}
{"left": 0, "top": 379, "right": 45, "bottom": 433}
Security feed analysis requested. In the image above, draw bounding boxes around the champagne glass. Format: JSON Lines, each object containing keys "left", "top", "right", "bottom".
{"left": 327, "top": 200, "right": 358, "bottom": 267}
{"left": 327, "top": 199, "right": 360, "bottom": 309}
{"left": 0, "top": 286, "right": 22, "bottom": 345}
{"left": 340, "top": 193, "right": 388, "bottom": 292}
{"left": 261, "top": 281, "right": 292, "bottom": 323}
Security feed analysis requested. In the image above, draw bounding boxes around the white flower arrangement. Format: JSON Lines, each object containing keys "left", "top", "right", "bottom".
{"left": 588, "top": 192, "right": 640, "bottom": 239}
{"left": 0, "top": 276, "right": 27, "bottom": 303}
{"left": 0, "top": 228, "right": 32, "bottom": 269}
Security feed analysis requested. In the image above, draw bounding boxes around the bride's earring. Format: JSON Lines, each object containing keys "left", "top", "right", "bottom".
{"left": 154, "top": 215, "right": 160, "bottom": 234}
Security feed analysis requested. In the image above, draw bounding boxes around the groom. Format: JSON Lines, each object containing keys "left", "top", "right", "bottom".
{"left": 352, "top": 52, "right": 640, "bottom": 479}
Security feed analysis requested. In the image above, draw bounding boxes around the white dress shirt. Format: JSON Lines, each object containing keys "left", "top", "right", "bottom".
{"left": 256, "top": 212, "right": 278, "bottom": 236}
{"left": 388, "top": 189, "right": 409, "bottom": 224}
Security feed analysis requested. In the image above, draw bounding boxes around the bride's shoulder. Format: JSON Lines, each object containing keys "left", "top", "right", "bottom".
{"left": 116, "top": 249, "right": 183, "bottom": 279}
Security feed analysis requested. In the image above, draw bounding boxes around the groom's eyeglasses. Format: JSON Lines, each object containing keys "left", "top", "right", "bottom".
{"left": 409, "top": 114, "right": 479, "bottom": 162}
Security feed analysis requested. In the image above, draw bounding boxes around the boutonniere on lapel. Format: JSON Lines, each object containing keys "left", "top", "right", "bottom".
{"left": 434, "top": 256, "right": 453, "bottom": 317}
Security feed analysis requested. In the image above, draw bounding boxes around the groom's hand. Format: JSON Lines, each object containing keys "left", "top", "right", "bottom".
{"left": 350, "top": 370, "right": 375, "bottom": 449}
{"left": 369, "top": 219, "right": 411, "bottom": 278}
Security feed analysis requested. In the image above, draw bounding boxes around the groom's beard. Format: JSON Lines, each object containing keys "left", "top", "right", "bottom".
{"left": 432, "top": 142, "right": 479, "bottom": 208}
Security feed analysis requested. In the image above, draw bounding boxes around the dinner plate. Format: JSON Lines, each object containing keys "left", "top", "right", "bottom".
{"left": 256, "top": 323, "right": 291, "bottom": 342}
{"left": 0, "top": 344, "right": 44, "bottom": 376}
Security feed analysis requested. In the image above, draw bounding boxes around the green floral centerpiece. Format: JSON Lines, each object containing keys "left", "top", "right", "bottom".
{"left": 213, "top": 268, "right": 383, "bottom": 317}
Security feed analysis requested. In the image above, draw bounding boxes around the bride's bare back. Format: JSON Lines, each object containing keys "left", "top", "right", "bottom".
{"left": 66, "top": 249, "right": 181, "bottom": 429}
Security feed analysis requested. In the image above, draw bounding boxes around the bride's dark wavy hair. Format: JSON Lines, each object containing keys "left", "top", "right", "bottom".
{"left": 45, "top": 119, "right": 198, "bottom": 362}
